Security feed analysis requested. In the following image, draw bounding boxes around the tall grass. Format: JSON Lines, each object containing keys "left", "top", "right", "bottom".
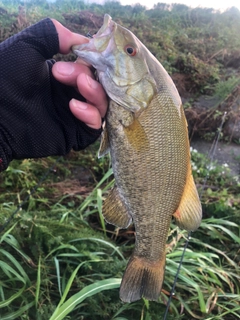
{"left": 0, "top": 157, "right": 239, "bottom": 319}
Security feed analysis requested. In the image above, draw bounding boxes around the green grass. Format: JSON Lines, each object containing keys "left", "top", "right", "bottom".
{"left": 0, "top": 146, "right": 239, "bottom": 319}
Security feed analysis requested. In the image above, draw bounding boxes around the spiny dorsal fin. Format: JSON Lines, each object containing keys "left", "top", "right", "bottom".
{"left": 103, "top": 186, "right": 132, "bottom": 228}
{"left": 173, "top": 170, "right": 202, "bottom": 231}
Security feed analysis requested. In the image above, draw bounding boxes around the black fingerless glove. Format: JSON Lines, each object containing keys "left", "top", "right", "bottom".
{"left": 0, "top": 18, "right": 101, "bottom": 172}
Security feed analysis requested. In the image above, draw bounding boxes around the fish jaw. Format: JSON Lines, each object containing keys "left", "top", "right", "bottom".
{"left": 72, "top": 15, "right": 114, "bottom": 72}
{"left": 72, "top": 14, "right": 155, "bottom": 112}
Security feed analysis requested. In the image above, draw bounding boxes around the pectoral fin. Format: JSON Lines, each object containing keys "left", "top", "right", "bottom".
{"left": 98, "top": 126, "right": 110, "bottom": 158}
{"left": 103, "top": 186, "right": 132, "bottom": 228}
{"left": 173, "top": 172, "right": 202, "bottom": 231}
{"left": 123, "top": 118, "right": 149, "bottom": 152}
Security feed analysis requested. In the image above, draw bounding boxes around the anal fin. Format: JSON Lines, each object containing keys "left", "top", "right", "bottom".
{"left": 173, "top": 172, "right": 202, "bottom": 231}
{"left": 103, "top": 186, "right": 132, "bottom": 228}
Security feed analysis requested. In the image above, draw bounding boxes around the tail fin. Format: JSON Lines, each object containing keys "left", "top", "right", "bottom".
{"left": 120, "top": 255, "right": 165, "bottom": 302}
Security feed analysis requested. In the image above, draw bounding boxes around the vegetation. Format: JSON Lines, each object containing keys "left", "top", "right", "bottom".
{"left": 0, "top": 1, "right": 240, "bottom": 319}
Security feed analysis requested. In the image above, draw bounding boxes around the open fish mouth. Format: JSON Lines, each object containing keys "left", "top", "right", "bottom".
{"left": 72, "top": 14, "right": 115, "bottom": 53}
{"left": 72, "top": 14, "right": 117, "bottom": 71}
{"left": 95, "top": 14, "right": 115, "bottom": 38}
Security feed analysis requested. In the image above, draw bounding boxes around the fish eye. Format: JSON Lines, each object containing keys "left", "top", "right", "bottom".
{"left": 124, "top": 45, "right": 137, "bottom": 56}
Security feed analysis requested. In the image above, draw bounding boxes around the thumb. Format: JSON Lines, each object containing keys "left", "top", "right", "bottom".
{"left": 51, "top": 19, "right": 89, "bottom": 54}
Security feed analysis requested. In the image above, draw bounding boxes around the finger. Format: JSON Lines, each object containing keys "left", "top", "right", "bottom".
{"left": 77, "top": 73, "right": 108, "bottom": 119}
{"left": 52, "top": 62, "right": 92, "bottom": 87}
{"left": 52, "top": 63, "right": 108, "bottom": 118}
{"left": 51, "top": 19, "right": 89, "bottom": 54}
{"left": 69, "top": 99, "right": 102, "bottom": 129}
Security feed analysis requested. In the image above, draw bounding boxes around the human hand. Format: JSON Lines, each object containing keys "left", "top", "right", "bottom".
{"left": 51, "top": 19, "right": 107, "bottom": 130}
{"left": 0, "top": 18, "right": 108, "bottom": 171}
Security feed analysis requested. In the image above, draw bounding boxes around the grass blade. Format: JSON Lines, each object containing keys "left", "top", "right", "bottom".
{"left": 97, "top": 188, "right": 107, "bottom": 236}
{"left": 35, "top": 255, "right": 41, "bottom": 308}
{"left": 49, "top": 278, "right": 121, "bottom": 320}
{"left": 0, "top": 301, "right": 35, "bottom": 320}
{"left": 70, "top": 237, "right": 125, "bottom": 260}
{"left": 54, "top": 256, "right": 62, "bottom": 297}
{"left": 0, "top": 286, "right": 26, "bottom": 308}
{"left": 0, "top": 249, "right": 30, "bottom": 284}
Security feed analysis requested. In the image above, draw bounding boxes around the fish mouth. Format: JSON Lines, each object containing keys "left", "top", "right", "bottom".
{"left": 96, "top": 14, "right": 115, "bottom": 37}
{"left": 72, "top": 14, "right": 115, "bottom": 52}
{"left": 72, "top": 14, "right": 115, "bottom": 70}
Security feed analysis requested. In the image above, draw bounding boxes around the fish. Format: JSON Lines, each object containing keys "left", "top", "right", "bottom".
{"left": 72, "top": 14, "right": 202, "bottom": 303}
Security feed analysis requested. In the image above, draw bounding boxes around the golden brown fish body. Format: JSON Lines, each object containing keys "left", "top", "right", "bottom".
{"left": 73, "top": 14, "right": 202, "bottom": 303}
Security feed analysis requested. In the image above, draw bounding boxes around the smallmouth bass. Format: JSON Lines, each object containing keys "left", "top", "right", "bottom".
{"left": 73, "top": 14, "right": 202, "bottom": 303}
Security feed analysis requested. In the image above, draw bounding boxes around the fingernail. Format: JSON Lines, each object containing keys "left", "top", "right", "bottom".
{"left": 56, "top": 62, "right": 74, "bottom": 75}
{"left": 86, "top": 74, "right": 99, "bottom": 89}
{"left": 71, "top": 98, "right": 88, "bottom": 109}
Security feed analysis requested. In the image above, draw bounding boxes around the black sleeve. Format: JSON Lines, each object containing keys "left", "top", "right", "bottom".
{"left": 0, "top": 18, "right": 101, "bottom": 172}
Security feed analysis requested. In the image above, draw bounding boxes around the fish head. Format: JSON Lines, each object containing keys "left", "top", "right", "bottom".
{"left": 72, "top": 14, "right": 156, "bottom": 112}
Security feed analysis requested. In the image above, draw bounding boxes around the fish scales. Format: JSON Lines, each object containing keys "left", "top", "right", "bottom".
{"left": 109, "top": 96, "right": 189, "bottom": 260}
{"left": 72, "top": 14, "right": 202, "bottom": 303}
